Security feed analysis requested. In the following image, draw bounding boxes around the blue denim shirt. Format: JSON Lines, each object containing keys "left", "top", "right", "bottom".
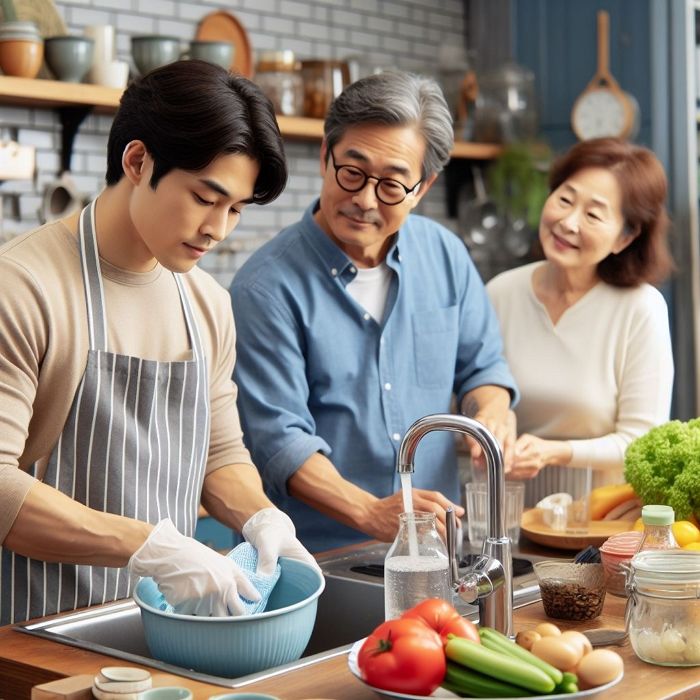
{"left": 230, "top": 202, "right": 518, "bottom": 552}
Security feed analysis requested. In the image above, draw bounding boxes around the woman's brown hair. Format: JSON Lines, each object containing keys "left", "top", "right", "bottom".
{"left": 548, "top": 137, "right": 674, "bottom": 287}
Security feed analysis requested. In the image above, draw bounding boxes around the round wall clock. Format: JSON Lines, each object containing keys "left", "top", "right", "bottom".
{"left": 571, "top": 11, "right": 638, "bottom": 141}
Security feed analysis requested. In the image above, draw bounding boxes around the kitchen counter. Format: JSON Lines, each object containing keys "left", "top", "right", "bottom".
{"left": 1, "top": 540, "right": 700, "bottom": 700}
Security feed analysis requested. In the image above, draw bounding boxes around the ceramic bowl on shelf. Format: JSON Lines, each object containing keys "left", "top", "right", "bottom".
{"left": 0, "top": 36, "right": 44, "bottom": 78}
{"left": 44, "top": 36, "right": 95, "bottom": 82}
{"left": 131, "top": 35, "right": 180, "bottom": 76}
{"left": 185, "top": 40, "right": 234, "bottom": 69}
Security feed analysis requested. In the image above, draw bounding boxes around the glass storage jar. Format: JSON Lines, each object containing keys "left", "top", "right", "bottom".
{"left": 473, "top": 60, "right": 537, "bottom": 144}
{"left": 300, "top": 59, "right": 350, "bottom": 118}
{"left": 384, "top": 511, "right": 451, "bottom": 621}
{"left": 255, "top": 50, "right": 304, "bottom": 116}
{"left": 627, "top": 549, "right": 700, "bottom": 666}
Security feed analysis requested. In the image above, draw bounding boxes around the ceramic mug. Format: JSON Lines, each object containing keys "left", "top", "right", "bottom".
{"left": 84, "top": 24, "right": 115, "bottom": 83}
{"left": 184, "top": 40, "right": 234, "bottom": 69}
{"left": 90, "top": 58, "right": 129, "bottom": 89}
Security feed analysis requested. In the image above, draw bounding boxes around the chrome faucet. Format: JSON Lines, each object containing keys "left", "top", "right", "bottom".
{"left": 397, "top": 413, "right": 513, "bottom": 636}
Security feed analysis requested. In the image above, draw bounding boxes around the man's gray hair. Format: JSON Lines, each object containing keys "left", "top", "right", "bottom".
{"left": 323, "top": 71, "right": 454, "bottom": 179}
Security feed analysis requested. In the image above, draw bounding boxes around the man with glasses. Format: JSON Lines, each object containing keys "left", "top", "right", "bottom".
{"left": 229, "top": 71, "right": 518, "bottom": 552}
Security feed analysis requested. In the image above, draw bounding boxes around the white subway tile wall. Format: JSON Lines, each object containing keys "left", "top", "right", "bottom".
{"left": 0, "top": 0, "right": 466, "bottom": 288}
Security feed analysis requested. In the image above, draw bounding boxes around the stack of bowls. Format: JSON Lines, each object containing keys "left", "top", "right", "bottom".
{"left": 0, "top": 21, "right": 43, "bottom": 78}
{"left": 92, "top": 667, "right": 152, "bottom": 700}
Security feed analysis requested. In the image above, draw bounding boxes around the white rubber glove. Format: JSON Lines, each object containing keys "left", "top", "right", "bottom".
{"left": 128, "top": 519, "right": 260, "bottom": 616}
{"left": 242, "top": 508, "right": 320, "bottom": 577}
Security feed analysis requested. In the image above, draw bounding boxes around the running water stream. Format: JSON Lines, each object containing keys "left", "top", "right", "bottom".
{"left": 400, "top": 472, "right": 418, "bottom": 556}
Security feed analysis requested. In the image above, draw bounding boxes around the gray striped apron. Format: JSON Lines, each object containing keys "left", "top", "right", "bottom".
{"left": 0, "top": 200, "right": 210, "bottom": 625}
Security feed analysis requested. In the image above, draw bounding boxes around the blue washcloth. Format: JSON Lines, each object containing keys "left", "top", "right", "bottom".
{"left": 158, "top": 542, "right": 281, "bottom": 616}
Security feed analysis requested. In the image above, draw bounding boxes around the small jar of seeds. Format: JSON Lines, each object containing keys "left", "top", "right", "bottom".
{"left": 533, "top": 560, "right": 606, "bottom": 621}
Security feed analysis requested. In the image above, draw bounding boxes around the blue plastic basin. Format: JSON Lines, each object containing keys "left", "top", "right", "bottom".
{"left": 133, "top": 557, "right": 325, "bottom": 678}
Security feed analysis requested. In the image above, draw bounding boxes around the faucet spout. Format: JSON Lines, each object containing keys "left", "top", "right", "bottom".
{"left": 397, "top": 413, "right": 514, "bottom": 636}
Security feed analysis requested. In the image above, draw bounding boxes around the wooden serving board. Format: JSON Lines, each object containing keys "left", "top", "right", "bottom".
{"left": 521, "top": 508, "right": 632, "bottom": 551}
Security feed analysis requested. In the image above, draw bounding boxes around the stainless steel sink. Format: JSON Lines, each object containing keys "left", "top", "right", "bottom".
{"left": 13, "top": 542, "right": 542, "bottom": 688}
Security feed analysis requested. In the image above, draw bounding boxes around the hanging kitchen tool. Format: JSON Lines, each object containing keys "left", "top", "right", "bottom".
{"left": 457, "top": 165, "right": 503, "bottom": 251}
{"left": 38, "top": 108, "right": 88, "bottom": 224}
{"left": 571, "top": 10, "right": 639, "bottom": 141}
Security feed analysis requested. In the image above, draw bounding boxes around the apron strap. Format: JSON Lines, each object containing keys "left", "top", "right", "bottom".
{"left": 173, "top": 274, "right": 205, "bottom": 365}
{"left": 78, "top": 201, "right": 108, "bottom": 352}
{"left": 78, "top": 199, "right": 203, "bottom": 362}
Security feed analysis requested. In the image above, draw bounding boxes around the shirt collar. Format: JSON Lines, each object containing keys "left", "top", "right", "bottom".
{"left": 300, "top": 199, "right": 403, "bottom": 280}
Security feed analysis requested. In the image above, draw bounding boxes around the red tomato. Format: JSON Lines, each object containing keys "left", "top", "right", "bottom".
{"left": 357, "top": 617, "right": 446, "bottom": 696}
{"left": 402, "top": 598, "right": 481, "bottom": 645}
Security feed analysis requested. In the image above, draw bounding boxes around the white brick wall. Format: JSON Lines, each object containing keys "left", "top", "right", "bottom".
{"left": 0, "top": 0, "right": 467, "bottom": 288}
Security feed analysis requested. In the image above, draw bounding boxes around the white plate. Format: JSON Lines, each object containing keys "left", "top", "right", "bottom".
{"left": 347, "top": 639, "right": 624, "bottom": 700}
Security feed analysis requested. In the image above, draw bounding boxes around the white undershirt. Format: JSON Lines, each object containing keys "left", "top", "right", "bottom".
{"left": 346, "top": 261, "right": 392, "bottom": 323}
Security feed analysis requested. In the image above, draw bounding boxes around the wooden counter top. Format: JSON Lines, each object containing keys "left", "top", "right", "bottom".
{"left": 1, "top": 593, "right": 699, "bottom": 700}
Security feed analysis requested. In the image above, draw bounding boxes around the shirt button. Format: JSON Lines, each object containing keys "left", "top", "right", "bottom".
{"left": 392, "top": 433, "right": 401, "bottom": 441}
{"left": 331, "top": 268, "right": 338, "bottom": 276}
{"left": 350, "top": 266, "right": 357, "bottom": 273}
{"left": 384, "top": 382, "right": 392, "bottom": 391}
{"left": 397, "top": 254, "right": 402, "bottom": 262}
{"left": 363, "top": 312, "right": 370, "bottom": 320}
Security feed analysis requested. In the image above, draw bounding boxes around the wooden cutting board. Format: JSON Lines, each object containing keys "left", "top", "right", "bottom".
{"left": 521, "top": 508, "right": 632, "bottom": 551}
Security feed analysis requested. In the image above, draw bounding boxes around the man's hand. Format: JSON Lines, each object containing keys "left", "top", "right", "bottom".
{"left": 128, "top": 519, "right": 260, "bottom": 616}
{"left": 461, "top": 387, "right": 516, "bottom": 471}
{"left": 360, "top": 488, "right": 464, "bottom": 542}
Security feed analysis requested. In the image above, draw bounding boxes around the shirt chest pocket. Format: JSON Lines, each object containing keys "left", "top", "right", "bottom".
{"left": 412, "top": 305, "right": 459, "bottom": 388}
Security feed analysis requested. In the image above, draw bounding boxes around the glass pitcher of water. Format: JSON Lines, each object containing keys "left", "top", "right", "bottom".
{"left": 384, "top": 511, "right": 452, "bottom": 620}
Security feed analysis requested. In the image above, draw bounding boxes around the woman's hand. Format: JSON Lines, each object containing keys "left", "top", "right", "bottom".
{"left": 507, "top": 434, "right": 572, "bottom": 480}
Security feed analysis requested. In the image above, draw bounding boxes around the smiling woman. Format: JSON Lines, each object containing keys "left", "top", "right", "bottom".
{"left": 487, "top": 137, "right": 675, "bottom": 506}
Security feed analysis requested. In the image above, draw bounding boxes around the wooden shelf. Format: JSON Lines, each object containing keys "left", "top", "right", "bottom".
{"left": 276, "top": 112, "right": 502, "bottom": 159}
{"left": 0, "top": 75, "right": 122, "bottom": 112}
{"left": 0, "top": 75, "right": 502, "bottom": 159}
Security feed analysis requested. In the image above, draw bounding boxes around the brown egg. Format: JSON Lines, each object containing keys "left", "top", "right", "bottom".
{"left": 576, "top": 649, "right": 624, "bottom": 689}
{"left": 560, "top": 630, "right": 593, "bottom": 657}
{"left": 534, "top": 621, "right": 562, "bottom": 637}
{"left": 531, "top": 636, "right": 582, "bottom": 671}
{"left": 515, "top": 629, "right": 541, "bottom": 650}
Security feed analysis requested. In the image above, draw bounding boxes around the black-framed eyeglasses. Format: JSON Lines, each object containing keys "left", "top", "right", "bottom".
{"left": 329, "top": 149, "right": 423, "bottom": 206}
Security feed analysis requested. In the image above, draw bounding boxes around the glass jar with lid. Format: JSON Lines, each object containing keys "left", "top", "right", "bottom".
{"left": 627, "top": 550, "right": 700, "bottom": 666}
{"left": 636, "top": 504, "right": 679, "bottom": 553}
{"left": 255, "top": 50, "right": 304, "bottom": 117}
